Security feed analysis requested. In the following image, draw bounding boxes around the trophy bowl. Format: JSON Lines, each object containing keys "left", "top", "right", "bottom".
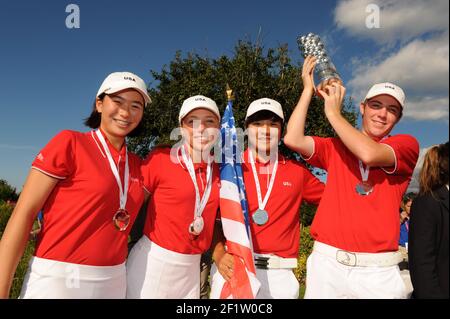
{"left": 297, "top": 33, "right": 342, "bottom": 90}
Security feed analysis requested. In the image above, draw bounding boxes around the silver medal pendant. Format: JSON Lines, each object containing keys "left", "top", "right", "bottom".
{"left": 189, "top": 216, "right": 204, "bottom": 236}
{"left": 252, "top": 209, "right": 269, "bottom": 226}
{"left": 356, "top": 181, "right": 374, "bottom": 196}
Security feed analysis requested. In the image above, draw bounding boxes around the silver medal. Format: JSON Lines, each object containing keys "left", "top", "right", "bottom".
{"left": 189, "top": 216, "right": 204, "bottom": 235}
{"left": 248, "top": 151, "right": 278, "bottom": 228}
{"left": 252, "top": 209, "right": 269, "bottom": 226}
{"left": 181, "top": 146, "right": 212, "bottom": 237}
{"left": 356, "top": 181, "right": 374, "bottom": 196}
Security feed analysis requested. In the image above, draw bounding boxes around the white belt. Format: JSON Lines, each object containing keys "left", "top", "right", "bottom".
{"left": 254, "top": 254, "right": 297, "bottom": 269}
{"left": 313, "top": 241, "right": 403, "bottom": 267}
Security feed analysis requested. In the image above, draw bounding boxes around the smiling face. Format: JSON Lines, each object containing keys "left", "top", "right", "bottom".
{"left": 96, "top": 88, "right": 144, "bottom": 147}
{"left": 181, "top": 108, "right": 220, "bottom": 160}
{"left": 247, "top": 119, "right": 282, "bottom": 158}
{"left": 360, "top": 94, "right": 402, "bottom": 140}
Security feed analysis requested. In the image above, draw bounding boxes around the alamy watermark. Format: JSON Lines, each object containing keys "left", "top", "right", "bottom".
{"left": 365, "top": 3, "right": 380, "bottom": 29}
{"left": 65, "top": 264, "right": 80, "bottom": 289}
{"left": 65, "top": 4, "right": 80, "bottom": 29}
{"left": 169, "top": 120, "right": 280, "bottom": 174}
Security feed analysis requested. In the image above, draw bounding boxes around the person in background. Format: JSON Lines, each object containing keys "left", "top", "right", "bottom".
{"left": 399, "top": 195, "right": 414, "bottom": 249}
{"left": 409, "top": 142, "right": 449, "bottom": 299}
{"left": 398, "top": 193, "right": 416, "bottom": 298}
{"left": 29, "top": 211, "right": 44, "bottom": 241}
{"left": 398, "top": 193, "right": 416, "bottom": 265}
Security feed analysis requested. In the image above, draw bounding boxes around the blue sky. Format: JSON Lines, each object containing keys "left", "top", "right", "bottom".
{"left": 0, "top": 0, "right": 448, "bottom": 192}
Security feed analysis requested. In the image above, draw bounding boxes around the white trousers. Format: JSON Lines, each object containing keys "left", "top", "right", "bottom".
{"left": 126, "top": 235, "right": 201, "bottom": 299}
{"left": 20, "top": 256, "right": 126, "bottom": 299}
{"left": 209, "top": 263, "right": 299, "bottom": 299}
{"left": 304, "top": 242, "right": 408, "bottom": 299}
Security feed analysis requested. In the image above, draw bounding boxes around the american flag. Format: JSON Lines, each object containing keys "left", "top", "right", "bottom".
{"left": 218, "top": 99, "right": 261, "bottom": 299}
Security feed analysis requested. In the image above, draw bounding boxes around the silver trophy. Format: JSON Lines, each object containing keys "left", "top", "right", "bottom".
{"left": 297, "top": 33, "right": 341, "bottom": 89}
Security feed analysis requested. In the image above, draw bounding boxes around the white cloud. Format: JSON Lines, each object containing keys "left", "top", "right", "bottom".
{"left": 347, "top": 33, "right": 449, "bottom": 120}
{"left": 406, "top": 97, "right": 449, "bottom": 121}
{"left": 408, "top": 146, "right": 433, "bottom": 193}
{"left": 334, "top": 0, "right": 449, "bottom": 44}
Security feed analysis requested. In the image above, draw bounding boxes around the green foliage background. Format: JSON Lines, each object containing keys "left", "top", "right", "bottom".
{"left": 0, "top": 201, "right": 34, "bottom": 299}
{"left": 0, "top": 179, "right": 19, "bottom": 203}
{"left": 128, "top": 41, "right": 356, "bottom": 158}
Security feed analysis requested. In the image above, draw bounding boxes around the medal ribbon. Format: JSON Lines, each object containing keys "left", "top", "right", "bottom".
{"left": 95, "top": 129, "right": 129, "bottom": 210}
{"left": 181, "top": 145, "right": 213, "bottom": 220}
{"left": 358, "top": 160, "right": 370, "bottom": 183}
{"left": 249, "top": 150, "right": 278, "bottom": 211}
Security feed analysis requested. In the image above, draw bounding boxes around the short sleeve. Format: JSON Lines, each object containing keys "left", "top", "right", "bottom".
{"left": 141, "top": 148, "right": 164, "bottom": 194}
{"left": 381, "top": 134, "right": 419, "bottom": 176}
{"left": 303, "top": 136, "right": 333, "bottom": 170}
{"left": 300, "top": 164, "right": 325, "bottom": 205}
{"left": 31, "top": 130, "right": 76, "bottom": 179}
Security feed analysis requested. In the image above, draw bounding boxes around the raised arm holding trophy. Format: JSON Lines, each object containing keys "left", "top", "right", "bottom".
{"left": 283, "top": 32, "right": 419, "bottom": 299}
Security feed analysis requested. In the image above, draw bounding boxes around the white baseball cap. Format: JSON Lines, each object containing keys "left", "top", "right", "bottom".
{"left": 364, "top": 82, "right": 405, "bottom": 108}
{"left": 179, "top": 95, "right": 220, "bottom": 124}
{"left": 245, "top": 98, "right": 284, "bottom": 121}
{"left": 96, "top": 72, "right": 152, "bottom": 106}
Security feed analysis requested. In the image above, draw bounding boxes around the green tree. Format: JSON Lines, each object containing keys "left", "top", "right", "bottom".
{"left": 128, "top": 40, "right": 357, "bottom": 159}
{"left": 0, "top": 179, "right": 18, "bottom": 202}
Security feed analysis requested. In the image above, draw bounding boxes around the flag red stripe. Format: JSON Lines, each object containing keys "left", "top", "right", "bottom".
{"left": 219, "top": 198, "right": 246, "bottom": 223}
{"left": 226, "top": 240, "right": 257, "bottom": 274}
{"left": 220, "top": 255, "right": 253, "bottom": 299}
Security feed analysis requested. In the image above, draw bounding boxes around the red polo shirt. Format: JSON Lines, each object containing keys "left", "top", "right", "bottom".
{"left": 32, "top": 130, "right": 145, "bottom": 266}
{"left": 305, "top": 134, "right": 419, "bottom": 253}
{"left": 242, "top": 149, "right": 324, "bottom": 258}
{"left": 141, "top": 146, "right": 220, "bottom": 254}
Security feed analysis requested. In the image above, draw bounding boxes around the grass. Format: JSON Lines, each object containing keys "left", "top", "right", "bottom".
{"left": 0, "top": 201, "right": 35, "bottom": 299}
{"left": 10, "top": 242, "right": 34, "bottom": 299}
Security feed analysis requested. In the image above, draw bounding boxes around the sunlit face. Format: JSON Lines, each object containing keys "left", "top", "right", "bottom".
{"left": 247, "top": 119, "right": 282, "bottom": 157}
{"left": 181, "top": 108, "right": 220, "bottom": 159}
{"left": 96, "top": 88, "right": 144, "bottom": 138}
{"left": 360, "top": 94, "right": 402, "bottom": 140}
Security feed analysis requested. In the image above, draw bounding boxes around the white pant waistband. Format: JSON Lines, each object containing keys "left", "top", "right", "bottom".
{"left": 313, "top": 241, "right": 403, "bottom": 267}
{"left": 29, "top": 256, "right": 125, "bottom": 279}
{"left": 139, "top": 235, "right": 201, "bottom": 264}
{"left": 254, "top": 253, "right": 298, "bottom": 269}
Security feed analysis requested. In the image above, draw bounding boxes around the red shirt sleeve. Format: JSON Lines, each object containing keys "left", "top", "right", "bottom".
{"left": 141, "top": 148, "right": 165, "bottom": 194}
{"left": 381, "top": 134, "right": 419, "bottom": 176}
{"left": 300, "top": 164, "right": 325, "bottom": 205}
{"left": 31, "top": 130, "right": 76, "bottom": 179}
{"left": 304, "top": 136, "right": 334, "bottom": 170}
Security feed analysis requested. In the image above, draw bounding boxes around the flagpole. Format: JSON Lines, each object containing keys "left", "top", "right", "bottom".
{"left": 226, "top": 83, "right": 234, "bottom": 102}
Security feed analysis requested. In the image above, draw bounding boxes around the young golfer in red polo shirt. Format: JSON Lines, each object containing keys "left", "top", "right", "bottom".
{"left": 284, "top": 56, "right": 419, "bottom": 298}
{"left": 210, "top": 98, "right": 324, "bottom": 299}
{"left": 126, "top": 95, "right": 221, "bottom": 299}
{"left": 0, "top": 72, "right": 151, "bottom": 298}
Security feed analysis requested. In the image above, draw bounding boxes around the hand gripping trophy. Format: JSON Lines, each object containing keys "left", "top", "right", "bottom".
{"left": 297, "top": 33, "right": 342, "bottom": 90}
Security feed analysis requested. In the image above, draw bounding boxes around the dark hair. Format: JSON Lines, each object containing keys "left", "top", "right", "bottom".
{"left": 83, "top": 93, "right": 144, "bottom": 137}
{"left": 245, "top": 110, "right": 284, "bottom": 128}
{"left": 419, "top": 141, "right": 449, "bottom": 195}
{"left": 402, "top": 192, "right": 416, "bottom": 204}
